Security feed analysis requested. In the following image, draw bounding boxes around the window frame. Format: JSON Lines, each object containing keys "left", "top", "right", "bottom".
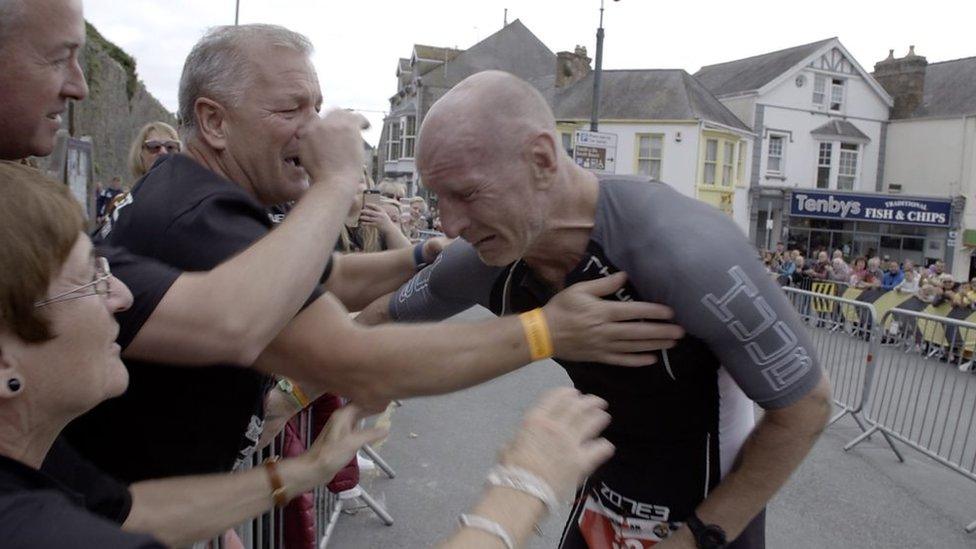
{"left": 634, "top": 133, "right": 664, "bottom": 181}
{"left": 816, "top": 142, "right": 832, "bottom": 189}
{"left": 386, "top": 118, "right": 402, "bottom": 162}
{"left": 703, "top": 138, "right": 718, "bottom": 185}
{"left": 765, "top": 133, "right": 787, "bottom": 176}
{"left": 400, "top": 115, "right": 416, "bottom": 159}
{"left": 812, "top": 73, "right": 826, "bottom": 106}
{"left": 721, "top": 141, "right": 735, "bottom": 186}
{"left": 829, "top": 78, "right": 845, "bottom": 112}
{"left": 836, "top": 142, "right": 859, "bottom": 190}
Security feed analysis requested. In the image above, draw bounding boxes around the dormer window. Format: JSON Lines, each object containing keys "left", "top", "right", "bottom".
{"left": 829, "top": 78, "right": 845, "bottom": 111}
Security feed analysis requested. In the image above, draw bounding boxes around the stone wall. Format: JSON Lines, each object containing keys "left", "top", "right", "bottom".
{"left": 73, "top": 22, "right": 176, "bottom": 184}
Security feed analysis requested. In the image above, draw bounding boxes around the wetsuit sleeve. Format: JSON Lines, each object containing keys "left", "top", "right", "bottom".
{"left": 389, "top": 239, "right": 503, "bottom": 322}
{"left": 627, "top": 203, "right": 822, "bottom": 410}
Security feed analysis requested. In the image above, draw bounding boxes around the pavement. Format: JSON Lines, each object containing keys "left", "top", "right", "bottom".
{"left": 329, "top": 307, "right": 976, "bottom": 548}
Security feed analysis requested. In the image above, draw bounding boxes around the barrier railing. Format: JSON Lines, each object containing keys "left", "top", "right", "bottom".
{"left": 847, "top": 308, "right": 976, "bottom": 533}
{"left": 783, "top": 287, "right": 882, "bottom": 434}
{"left": 204, "top": 405, "right": 379, "bottom": 549}
{"left": 782, "top": 286, "right": 976, "bottom": 534}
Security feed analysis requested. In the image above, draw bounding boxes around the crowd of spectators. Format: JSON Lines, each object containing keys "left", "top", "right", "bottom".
{"left": 0, "top": 4, "right": 683, "bottom": 548}
{"left": 761, "top": 242, "right": 976, "bottom": 309}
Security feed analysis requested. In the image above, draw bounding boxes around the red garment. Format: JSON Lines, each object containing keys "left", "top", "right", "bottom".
{"left": 282, "top": 419, "right": 315, "bottom": 549}
{"left": 311, "top": 394, "right": 360, "bottom": 492}
{"left": 281, "top": 394, "right": 361, "bottom": 548}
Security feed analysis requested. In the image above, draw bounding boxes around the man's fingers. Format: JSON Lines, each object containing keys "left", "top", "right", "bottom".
{"left": 599, "top": 352, "right": 658, "bottom": 367}
{"left": 606, "top": 339, "right": 676, "bottom": 354}
{"left": 601, "top": 301, "right": 676, "bottom": 322}
{"left": 566, "top": 272, "right": 628, "bottom": 297}
{"left": 604, "top": 321, "right": 684, "bottom": 341}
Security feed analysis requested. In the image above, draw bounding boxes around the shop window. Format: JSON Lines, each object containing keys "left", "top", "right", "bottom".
{"left": 902, "top": 237, "right": 924, "bottom": 252}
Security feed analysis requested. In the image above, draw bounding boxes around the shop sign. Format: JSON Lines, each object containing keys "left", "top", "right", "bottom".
{"left": 790, "top": 190, "right": 951, "bottom": 228}
{"left": 573, "top": 130, "right": 617, "bottom": 174}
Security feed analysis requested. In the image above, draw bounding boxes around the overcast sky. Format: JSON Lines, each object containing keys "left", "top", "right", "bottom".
{"left": 84, "top": 0, "right": 975, "bottom": 146}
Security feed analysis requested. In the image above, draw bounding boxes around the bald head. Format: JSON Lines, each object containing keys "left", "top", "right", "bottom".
{"left": 417, "top": 71, "right": 557, "bottom": 176}
{"left": 0, "top": 0, "right": 25, "bottom": 48}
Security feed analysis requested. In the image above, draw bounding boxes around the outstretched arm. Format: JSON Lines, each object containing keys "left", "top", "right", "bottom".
{"left": 255, "top": 273, "right": 683, "bottom": 404}
{"left": 121, "top": 110, "right": 367, "bottom": 366}
{"left": 122, "top": 404, "right": 386, "bottom": 547}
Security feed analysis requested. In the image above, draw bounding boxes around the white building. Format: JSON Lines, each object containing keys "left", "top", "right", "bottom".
{"left": 379, "top": 20, "right": 752, "bottom": 225}
{"left": 551, "top": 70, "right": 754, "bottom": 228}
{"left": 696, "top": 38, "right": 900, "bottom": 258}
{"left": 877, "top": 48, "right": 974, "bottom": 278}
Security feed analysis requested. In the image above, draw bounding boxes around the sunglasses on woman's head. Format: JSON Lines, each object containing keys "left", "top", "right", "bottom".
{"left": 144, "top": 140, "right": 181, "bottom": 154}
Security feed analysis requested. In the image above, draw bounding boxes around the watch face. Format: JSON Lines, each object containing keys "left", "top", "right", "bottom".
{"left": 703, "top": 527, "right": 727, "bottom": 548}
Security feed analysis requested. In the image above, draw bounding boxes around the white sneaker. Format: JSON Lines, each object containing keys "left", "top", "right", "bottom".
{"left": 357, "top": 452, "right": 376, "bottom": 471}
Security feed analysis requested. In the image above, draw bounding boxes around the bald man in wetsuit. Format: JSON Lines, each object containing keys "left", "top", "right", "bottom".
{"left": 358, "top": 71, "right": 832, "bottom": 549}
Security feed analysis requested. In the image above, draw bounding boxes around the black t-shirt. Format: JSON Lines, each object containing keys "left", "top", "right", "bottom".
{"left": 66, "top": 154, "right": 324, "bottom": 482}
{"left": 0, "top": 450, "right": 162, "bottom": 548}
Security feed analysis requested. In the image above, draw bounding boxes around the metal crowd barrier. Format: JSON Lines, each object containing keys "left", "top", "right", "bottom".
{"left": 783, "top": 287, "right": 884, "bottom": 434}
{"left": 847, "top": 308, "right": 976, "bottom": 533}
{"left": 783, "top": 286, "right": 976, "bottom": 534}
{"left": 205, "top": 404, "right": 393, "bottom": 549}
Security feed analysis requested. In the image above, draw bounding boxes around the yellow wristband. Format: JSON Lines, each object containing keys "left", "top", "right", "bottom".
{"left": 519, "top": 308, "right": 554, "bottom": 361}
{"left": 277, "top": 378, "right": 311, "bottom": 409}
{"left": 291, "top": 382, "right": 311, "bottom": 409}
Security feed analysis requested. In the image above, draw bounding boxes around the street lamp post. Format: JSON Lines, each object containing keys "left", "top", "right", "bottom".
{"left": 590, "top": 0, "right": 618, "bottom": 132}
{"left": 234, "top": 0, "right": 240, "bottom": 25}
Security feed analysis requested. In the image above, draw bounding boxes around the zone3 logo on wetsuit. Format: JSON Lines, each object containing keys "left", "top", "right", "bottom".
{"left": 389, "top": 177, "right": 822, "bottom": 548}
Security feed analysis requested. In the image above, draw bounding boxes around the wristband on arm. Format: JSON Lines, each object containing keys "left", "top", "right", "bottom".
{"left": 518, "top": 308, "right": 554, "bottom": 361}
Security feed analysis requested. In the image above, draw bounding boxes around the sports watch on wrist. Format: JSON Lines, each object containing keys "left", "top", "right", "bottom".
{"left": 685, "top": 512, "right": 727, "bottom": 549}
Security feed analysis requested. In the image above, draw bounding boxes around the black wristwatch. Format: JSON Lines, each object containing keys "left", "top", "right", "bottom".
{"left": 685, "top": 512, "right": 728, "bottom": 549}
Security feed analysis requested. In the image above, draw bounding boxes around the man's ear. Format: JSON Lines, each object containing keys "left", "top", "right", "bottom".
{"left": 194, "top": 97, "right": 230, "bottom": 151}
{"left": 526, "top": 132, "right": 559, "bottom": 190}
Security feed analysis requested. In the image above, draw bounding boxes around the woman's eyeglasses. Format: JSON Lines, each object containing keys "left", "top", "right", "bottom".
{"left": 144, "top": 140, "right": 181, "bottom": 154}
{"left": 35, "top": 257, "right": 112, "bottom": 308}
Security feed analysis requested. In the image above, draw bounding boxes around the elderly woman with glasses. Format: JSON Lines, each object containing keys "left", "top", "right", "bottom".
{"left": 0, "top": 162, "right": 388, "bottom": 547}
{"left": 128, "top": 121, "right": 182, "bottom": 181}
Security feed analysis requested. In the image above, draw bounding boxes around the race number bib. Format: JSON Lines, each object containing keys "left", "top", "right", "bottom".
{"left": 577, "top": 491, "right": 679, "bottom": 548}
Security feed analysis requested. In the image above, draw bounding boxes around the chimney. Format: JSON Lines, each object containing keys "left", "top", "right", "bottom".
{"left": 556, "top": 45, "right": 591, "bottom": 88}
{"left": 872, "top": 45, "right": 928, "bottom": 119}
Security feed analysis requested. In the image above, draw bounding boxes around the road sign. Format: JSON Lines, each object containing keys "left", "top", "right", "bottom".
{"left": 573, "top": 130, "right": 617, "bottom": 174}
